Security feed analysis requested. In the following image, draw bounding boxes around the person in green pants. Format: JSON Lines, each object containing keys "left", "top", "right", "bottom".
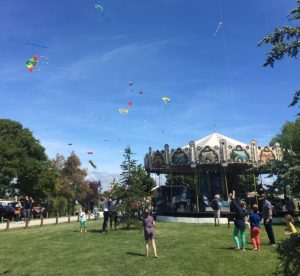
{"left": 230, "top": 191, "right": 249, "bottom": 251}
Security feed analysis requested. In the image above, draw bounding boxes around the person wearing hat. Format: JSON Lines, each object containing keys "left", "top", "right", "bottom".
{"left": 211, "top": 194, "right": 221, "bottom": 227}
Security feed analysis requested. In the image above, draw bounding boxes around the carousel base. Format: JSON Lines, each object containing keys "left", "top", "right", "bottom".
{"left": 156, "top": 214, "right": 300, "bottom": 224}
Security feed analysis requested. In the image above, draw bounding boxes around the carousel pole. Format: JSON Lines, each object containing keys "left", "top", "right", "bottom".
{"left": 171, "top": 172, "right": 173, "bottom": 213}
{"left": 223, "top": 166, "right": 229, "bottom": 201}
{"left": 253, "top": 171, "right": 259, "bottom": 207}
{"left": 195, "top": 168, "right": 199, "bottom": 212}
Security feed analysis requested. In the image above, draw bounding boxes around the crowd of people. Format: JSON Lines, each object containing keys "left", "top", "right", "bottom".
{"left": 211, "top": 190, "right": 298, "bottom": 251}
{"left": 13, "top": 195, "right": 34, "bottom": 222}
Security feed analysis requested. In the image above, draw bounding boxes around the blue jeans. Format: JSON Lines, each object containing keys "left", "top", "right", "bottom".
{"left": 25, "top": 209, "right": 31, "bottom": 220}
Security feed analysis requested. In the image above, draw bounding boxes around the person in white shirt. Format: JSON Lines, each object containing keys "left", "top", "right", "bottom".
{"left": 79, "top": 209, "right": 87, "bottom": 233}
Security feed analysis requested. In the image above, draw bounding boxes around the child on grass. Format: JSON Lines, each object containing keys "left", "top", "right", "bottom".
{"left": 79, "top": 209, "right": 87, "bottom": 233}
{"left": 142, "top": 209, "right": 158, "bottom": 258}
{"left": 249, "top": 204, "right": 261, "bottom": 251}
{"left": 284, "top": 214, "right": 298, "bottom": 237}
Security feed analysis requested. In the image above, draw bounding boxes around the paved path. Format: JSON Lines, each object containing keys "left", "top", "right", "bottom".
{"left": 0, "top": 216, "right": 79, "bottom": 231}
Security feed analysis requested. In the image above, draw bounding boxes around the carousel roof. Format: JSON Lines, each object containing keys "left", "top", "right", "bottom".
{"left": 183, "top": 133, "right": 247, "bottom": 149}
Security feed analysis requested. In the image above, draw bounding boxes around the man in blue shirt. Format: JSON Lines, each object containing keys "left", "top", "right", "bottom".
{"left": 262, "top": 196, "right": 276, "bottom": 246}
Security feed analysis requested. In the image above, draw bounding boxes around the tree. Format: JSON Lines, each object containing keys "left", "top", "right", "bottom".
{"left": 0, "top": 119, "right": 56, "bottom": 200}
{"left": 117, "top": 147, "right": 155, "bottom": 229}
{"left": 165, "top": 175, "right": 195, "bottom": 188}
{"left": 258, "top": 0, "right": 300, "bottom": 114}
{"left": 266, "top": 119, "right": 300, "bottom": 196}
{"left": 85, "top": 180, "right": 102, "bottom": 210}
{"left": 54, "top": 153, "right": 90, "bottom": 211}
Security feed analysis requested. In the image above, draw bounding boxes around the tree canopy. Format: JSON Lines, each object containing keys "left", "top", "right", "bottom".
{"left": 0, "top": 119, "right": 56, "bottom": 199}
{"left": 115, "top": 147, "right": 155, "bottom": 229}
{"left": 265, "top": 118, "right": 300, "bottom": 196}
{"left": 258, "top": 0, "right": 300, "bottom": 114}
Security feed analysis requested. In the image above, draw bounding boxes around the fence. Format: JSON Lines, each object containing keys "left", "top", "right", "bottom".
{"left": 0, "top": 211, "right": 103, "bottom": 231}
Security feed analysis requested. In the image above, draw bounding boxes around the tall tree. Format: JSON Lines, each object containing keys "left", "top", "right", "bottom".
{"left": 0, "top": 119, "right": 56, "bottom": 200}
{"left": 258, "top": 0, "right": 300, "bottom": 114}
{"left": 54, "top": 153, "right": 90, "bottom": 210}
{"left": 117, "top": 147, "right": 155, "bottom": 229}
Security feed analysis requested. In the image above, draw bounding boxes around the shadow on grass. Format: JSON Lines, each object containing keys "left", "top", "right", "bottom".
{"left": 0, "top": 270, "right": 12, "bottom": 275}
{"left": 89, "top": 229, "right": 104, "bottom": 233}
{"left": 213, "top": 247, "right": 238, "bottom": 250}
{"left": 126, "top": 252, "right": 145, "bottom": 257}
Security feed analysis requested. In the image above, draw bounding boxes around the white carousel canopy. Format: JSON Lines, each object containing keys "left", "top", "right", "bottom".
{"left": 183, "top": 133, "right": 248, "bottom": 149}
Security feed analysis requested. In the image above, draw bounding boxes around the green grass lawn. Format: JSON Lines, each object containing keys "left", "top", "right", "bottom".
{"left": 0, "top": 220, "right": 288, "bottom": 276}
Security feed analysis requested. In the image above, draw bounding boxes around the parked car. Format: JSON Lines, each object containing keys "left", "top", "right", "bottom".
{"left": 0, "top": 204, "right": 7, "bottom": 220}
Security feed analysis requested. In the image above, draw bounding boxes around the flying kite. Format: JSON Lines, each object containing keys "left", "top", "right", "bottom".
{"left": 99, "top": 116, "right": 108, "bottom": 122}
{"left": 118, "top": 108, "right": 129, "bottom": 115}
{"left": 128, "top": 82, "right": 134, "bottom": 86}
{"left": 162, "top": 96, "right": 171, "bottom": 104}
{"left": 213, "top": 22, "right": 223, "bottom": 37}
{"left": 87, "top": 151, "right": 94, "bottom": 154}
{"left": 88, "top": 160, "right": 97, "bottom": 169}
{"left": 5, "top": 35, "right": 48, "bottom": 48}
{"left": 26, "top": 55, "right": 48, "bottom": 72}
{"left": 138, "top": 91, "right": 144, "bottom": 95}
{"left": 26, "top": 55, "right": 38, "bottom": 72}
{"left": 68, "top": 143, "right": 72, "bottom": 146}
{"left": 127, "top": 102, "right": 133, "bottom": 107}
{"left": 94, "top": 4, "right": 104, "bottom": 14}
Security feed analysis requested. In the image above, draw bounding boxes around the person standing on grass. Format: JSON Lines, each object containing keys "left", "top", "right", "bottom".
{"left": 231, "top": 190, "right": 248, "bottom": 251}
{"left": 108, "top": 199, "right": 118, "bottom": 230}
{"left": 142, "top": 209, "right": 158, "bottom": 258}
{"left": 23, "top": 196, "right": 34, "bottom": 221}
{"left": 262, "top": 195, "right": 276, "bottom": 246}
{"left": 79, "top": 209, "right": 87, "bottom": 233}
{"left": 249, "top": 204, "right": 261, "bottom": 251}
{"left": 211, "top": 194, "right": 221, "bottom": 227}
{"left": 101, "top": 197, "right": 109, "bottom": 233}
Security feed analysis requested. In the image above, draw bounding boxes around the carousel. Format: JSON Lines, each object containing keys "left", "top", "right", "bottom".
{"left": 144, "top": 133, "right": 282, "bottom": 216}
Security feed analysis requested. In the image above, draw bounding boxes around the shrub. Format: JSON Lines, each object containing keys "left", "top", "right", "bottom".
{"left": 275, "top": 235, "right": 300, "bottom": 276}
{"left": 53, "top": 197, "right": 68, "bottom": 216}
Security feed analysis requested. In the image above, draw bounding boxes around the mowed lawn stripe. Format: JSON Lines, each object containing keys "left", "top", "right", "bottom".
{"left": 0, "top": 220, "right": 286, "bottom": 275}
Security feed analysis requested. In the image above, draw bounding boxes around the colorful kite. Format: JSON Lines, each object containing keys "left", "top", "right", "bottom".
{"left": 128, "top": 102, "right": 133, "bottom": 107}
{"left": 162, "top": 96, "right": 171, "bottom": 104}
{"left": 88, "top": 160, "right": 97, "bottom": 169}
{"left": 25, "top": 55, "right": 48, "bottom": 72}
{"left": 26, "top": 55, "right": 38, "bottom": 72}
{"left": 118, "top": 108, "right": 129, "bottom": 115}
{"left": 87, "top": 151, "right": 94, "bottom": 154}
{"left": 128, "top": 82, "right": 134, "bottom": 86}
{"left": 138, "top": 91, "right": 144, "bottom": 95}
{"left": 213, "top": 22, "right": 223, "bottom": 37}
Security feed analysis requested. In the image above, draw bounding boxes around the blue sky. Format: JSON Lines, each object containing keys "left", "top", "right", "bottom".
{"left": 0, "top": 0, "right": 299, "bottom": 189}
